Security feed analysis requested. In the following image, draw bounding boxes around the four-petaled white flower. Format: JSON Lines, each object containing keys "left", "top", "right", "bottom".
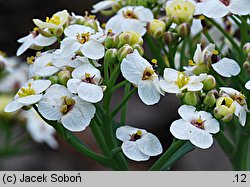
{"left": 199, "top": 0, "right": 250, "bottom": 19}
{"left": 160, "top": 68, "right": 207, "bottom": 94}
{"left": 106, "top": 6, "right": 154, "bottom": 36}
{"left": 116, "top": 126, "right": 163, "bottom": 161}
{"left": 92, "top": 0, "right": 119, "bottom": 13}
{"left": 38, "top": 84, "right": 96, "bottom": 132}
{"left": 121, "top": 50, "right": 162, "bottom": 105}
{"left": 67, "top": 63, "right": 104, "bottom": 103}
{"left": 170, "top": 105, "right": 220, "bottom": 149}
{"left": 4, "top": 79, "right": 51, "bottom": 113}
{"left": 23, "top": 108, "right": 58, "bottom": 149}
{"left": 60, "top": 24, "right": 105, "bottom": 60}
{"left": 220, "top": 87, "right": 249, "bottom": 126}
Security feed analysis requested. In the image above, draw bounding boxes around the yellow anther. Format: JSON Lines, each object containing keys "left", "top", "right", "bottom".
{"left": 85, "top": 73, "right": 91, "bottom": 78}
{"left": 33, "top": 27, "right": 39, "bottom": 32}
{"left": 60, "top": 105, "right": 68, "bottom": 114}
{"left": 151, "top": 59, "right": 158, "bottom": 64}
{"left": 175, "top": 71, "right": 190, "bottom": 89}
{"left": 199, "top": 15, "right": 205, "bottom": 20}
{"left": 197, "top": 117, "right": 203, "bottom": 124}
{"left": 46, "top": 15, "right": 60, "bottom": 25}
{"left": 27, "top": 56, "right": 35, "bottom": 65}
{"left": 76, "top": 32, "right": 90, "bottom": 44}
{"left": 177, "top": 4, "right": 181, "bottom": 10}
{"left": 17, "top": 83, "right": 35, "bottom": 98}
{"left": 65, "top": 98, "right": 75, "bottom": 106}
{"left": 142, "top": 67, "right": 155, "bottom": 80}
{"left": 184, "top": 6, "right": 188, "bottom": 11}
{"left": 188, "top": 60, "right": 196, "bottom": 66}
{"left": 136, "top": 130, "right": 142, "bottom": 136}
{"left": 213, "top": 50, "right": 219, "bottom": 55}
{"left": 101, "top": 23, "right": 106, "bottom": 28}
{"left": 108, "top": 29, "right": 113, "bottom": 33}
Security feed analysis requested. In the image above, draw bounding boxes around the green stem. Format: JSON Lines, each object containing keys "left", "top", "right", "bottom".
{"left": 120, "top": 83, "right": 131, "bottom": 124}
{"left": 111, "top": 80, "right": 128, "bottom": 92}
{"left": 202, "top": 31, "right": 221, "bottom": 53}
{"left": 150, "top": 140, "right": 194, "bottom": 171}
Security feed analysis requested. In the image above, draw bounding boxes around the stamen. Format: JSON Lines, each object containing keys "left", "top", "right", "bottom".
{"left": 76, "top": 32, "right": 90, "bottom": 44}
{"left": 46, "top": 15, "right": 61, "bottom": 25}
{"left": 175, "top": 71, "right": 190, "bottom": 89}
{"left": 17, "top": 83, "right": 36, "bottom": 97}
{"left": 142, "top": 67, "right": 155, "bottom": 80}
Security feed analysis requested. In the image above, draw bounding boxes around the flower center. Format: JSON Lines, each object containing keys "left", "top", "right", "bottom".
{"left": 221, "top": 97, "right": 233, "bottom": 108}
{"left": 82, "top": 72, "right": 96, "bottom": 84}
{"left": 76, "top": 33, "right": 90, "bottom": 44}
{"left": 27, "top": 56, "right": 35, "bottom": 65}
{"left": 191, "top": 116, "right": 205, "bottom": 130}
{"left": 219, "top": 0, "right": 230, "bottom": 6}
{"left": 123, "top": 10, "right": 138, "bottom": 19}
{"left": 60, "top": 96, "right": 75, "bottom": 115}
{"left": 142, "top": 67, "right": 155, "bottom": 80}
{"left": 175, "top": 71, "right": 190, "bottom": 89}
{"left": 233, "top": 93, "right": 246, "bottom": 106}
{"left": 129, "top": 130, "right": 142, "bottom": 141}
{"left": 17, "top": 83, "right": 36, "bottom": 97}
{"left": 46, "top": 15, "right": 61, "bottom": 25}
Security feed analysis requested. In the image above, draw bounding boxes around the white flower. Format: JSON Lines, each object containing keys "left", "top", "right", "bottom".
{"left": 23, "top": 108, "right": 58, "bottom": 149}
{"left": 106, "top": 6, "right": 154, "bottom": 36}
{"left": 67, "top": 63, "right": 104, "bottom": 103}
{"left": 4, "top": 79, "right": 51, "bottom": 113}
{"left": 33, "top": 10, "right": 69, "bottom": 30}
{"left": 160, "top": 68, "right": 207, "bottom": 94}
{"left": 38, "top": 84, "right": 96, "bottom": 132}
{"left": 121, "top": 50, "right": 162, "bottom": 105}
{"left": 245, "top": 80, "right": 250, "bottom": 90}
{"left": 60, "top": 24, "right": 105, "bottom": 60}
{"left": 199, "top": 0, "right": 250, "bottom": 19}
{"left": 92, "top": 0, "right": 119, "bottom": 13}
{"left": 116, "top": 126, "right": 163, "bottom": 161}
{"left": 170, "top": 105, "right": 220, "bottom": 149}
{"left": 0, "top": 53, "right": 21, "bottom": 72}
{"left": 16, "top": 31, "right": 57, "bottom": 56}
{"left": 29, "top": 52, "right": 60, "bottom": 78}
{"left": 220, "top": 87, "right": 248, "bottom": 126}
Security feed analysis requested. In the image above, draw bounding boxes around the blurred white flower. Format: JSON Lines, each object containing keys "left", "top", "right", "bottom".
{"left": 116, "top": 126, "right": 162, "bottom": 161}
{"left": 160, "top": 68, "right": 207, "bottom": 94}
{"left": 5, "top": 79, "right": 51, "bottom": 113}
{"left": 60, "top": 24, "right": 105, "bottom": 60}
{"left": 220, "top": 87, "right": 249, "bottom": 126}
{"left": 245, "top": 80, "right": 250, "bottom": 90}
{"left": 24, "top": 108, "right": 58, "bottom": 149}
{"left": 170, "top": 105, "right": 220, "bottom": 149}
{"left": 38, "top": 84, "right": 96, "bottom": 132}
{"left": 106, "top": 6, "right": 154, "bottom": 36}
{"left": 121, "top": 50, "right": 162, "bottom": 105}
{"left": 92, "top": 0, "right": 119, "bottom": 13}
{"left": 67, "top": 63, "right": 104, "bottom": 103}
{"left": 199, "top": 0, "right": 250, "bottom": 19}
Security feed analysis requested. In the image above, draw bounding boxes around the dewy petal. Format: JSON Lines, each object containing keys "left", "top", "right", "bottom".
{"left": 138, "top": 80, "right": 161, "bottom": 105}
{"left": 77, "top": 82, "right": 103, "bottom": 103}
{"left": 212, "top": 58, "right": 241, "bottom": 77}
{"left": 178, "top": 105, "right": 197, "bottom": 122}
{"left": 33, "top": 35, "right": 57, "bottom": 47}
{"left": 121, "top": 141, "right": 150, "bottom": 161}
{"left": 92, "top": 0, "right": 115, "bottom": 13}
{"left": 228, "top": 0, "right": 250, "bottom": 16}
{"left": 189, "top": 128, "right": 213, "bottom": 149}
{"left": 137, "top": 133, "right": 163, "bottom": 156}
{"left": 64, "top": 24, "right": 95, "bottom": 37}
{"left": 16, "top": 35, "right": 34, "bottom": 56}
{"left": 4, "top": 100, "right": 23, "bottom": 113}
{"left": 200, "top": 0, "right": 230, "bottom": 18}
{"left": 17, "top": 94, "right": 43, "bottom": 105}
{"left": 32, "top": 80, "right": 51, "bottom": 94}
{"left": 116, "top": 126, "right": 147, "bottom": 142}
{"left": 170, "top": 119, "right": 191, "bottom": 140}
{"left": 245, "top": 80, "right": 250, "bottom": 90}
{"left": 80, "top": 40, "right": 105, "bottom": 60}
{"left": 67, "top": 79, "right": 82, "bottom": 94}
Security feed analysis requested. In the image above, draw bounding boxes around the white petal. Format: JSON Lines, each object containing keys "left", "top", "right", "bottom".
{"left": 92, "top": 1, "right": 115, "bottom": 13}
{"left": 193, "top": 44, "right": 203, "bottom": 64}
{"left": 16, "top": 36, "right": 34, "bottom": 56}
{"left": 105, "top": 15, "right": 125, "bottom": 34}
{"left": 138, "top": 80, "right": 160, "bottom": 105}
{"left": 200, "top": 0, "right": 230, "bottom": 18}
{"left": 121, "top": 19, "right": 147, "bottom": 36}
{"left": 163, "top": 68, "right": 179, "bottom": 81}
{"left": 133, "top": 6, "right": 154, "bottom": 22}
{"left": 35, "top": 66, "right": 59, "bottom": 77}
{"left": 17, "top": 94, "right": 43, "bottom": 105}
{"left": 77, "top": 82, "right": 103, "bottom": 103}
{"left": 116, "top": 126, "right": 147, "bottom": 142}
{"left": 202, "top": 116, "right": 220, "bottom": 134}
{"left": 67, "top": 79, "right": 82, "bottom": 93}
{"left": 220, "top": 87, "right": 239, "bottom": 96}
{"left": 64, "top": 24, "right": 95, "bottom": 37}
{"left": 4, "top": 100, "right": 23, "bottom": 113}
{"left": 228, "top": 0, "right": 250, "bottom": 16}
{"left": 170, "top": 119, "right": 191, "bottom": 140}
{"left": 80, "top": 40, "right": 105, "bottom": 60}
{"left": 185, "top": 82, "right": 204, "bottom": 92}
{"left": 32, "top": 80, "right": 51, "bottom": 93}
{"left": 137, "top": 133, "right": 162, "bottom": 156}
{"left": 33, "top": 19, "right": 57, "bottom": 29}
{"left": 159, "top": 79, "right": 181, "bottom": 94}
{"left": 189, "top": 128, "right": 213, "bottom": 149}
{"left": 60, "top": 37, "right": 82, "bottom": 57}
{"left": 33, "top": 35, "right": 57, "bottom": 46}
{"left": 245, "top": 80, "right": 250, "bottom": 90}
{"left": 121, "top": 141, "right": 150, "bottom": 161}
{"left": 178, "top": 105, "right": 197, "bottom": 122}
{"left": 212, "top": 58, "right": 241, "bottom": 77}
{"left": 238, "top": 108, "right": 246, "bottom": 127}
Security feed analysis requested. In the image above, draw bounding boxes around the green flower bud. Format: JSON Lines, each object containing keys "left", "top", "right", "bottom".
{"left": 132, "top": 44, "right": 144, "bottom": 56}
{"left": 193, "top": 63, "right": 210, "bottom": 75}
{"left": 162, "top": 31, "right": 179, "bottom": 45}
{"left": 105, "top": 34, "right": 120, "bottom": 49}
{"left": 147, "top": 19, "right": 166, "bottom": 39}
{"left": 182, "top": 92, "right": 200, "bottom": 106}
{"left": 118, "top": 31, "right": 143, "bottom": 48}
{"left": 54, "top": 27, "right": 64, "bottom": 37}
{"left": 243, "top": 61, "right": 250, "bottom": 70}
{"left": 117, "top": 44, "right": 133, "bottom": 62}
{"left": 58, "top": 70, "right": 71, "bottom": 86}
{"left": 104, "top": 49, "right": 118, "bottom": 65}
{"left": 202, "top": 75, "right": 216, "bottom": 91}
{"left": 203, "top": 92, "right": 216, "bottom": 108}
{"left": 177, "top": 23, "right": 190, "bottom": 38}
{"left": 49, "top": 75, "right": 59, "bottom": 84}
{"left": 243, "top": 42, "right": 250, "bottom": 56}
{"left": 214, "top": 97, "right": 236, "bottom": 122}
{"left": 160, "top": 17, "right": 172, "bottom": 29}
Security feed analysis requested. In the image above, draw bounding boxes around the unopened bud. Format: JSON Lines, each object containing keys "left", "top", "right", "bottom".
{"left": 193, "top": 63, "right": 210, "bottom": 75}
{"left": 58, "top": 70, "right": 71, "bottom": 86}
{"left": 104, "top": 49, "right": 118, "bottom": 65}
{"left": 202, "top": 75, "right": 216, "bottom": 91}
{"left": 243, "top": 61, "right": 250, "bottom": 70}
{"left": 162, "top": 31, "right": 179, "bottom": 45}
{"left": 177, "top": 23, "right": 190, "bottom": 38}
{"left": 182, "top": 92, "right": 200, "bottom": 106}
{"left": 49, "top": 75, "right": 59, "bottom": 84}
{"left": 117, "top": 44, "right": 133, "bottom": 62}
{"left": 214, "top": 97, "right": 236, "bottom": 122}
{"left": 118, "top": 31, "right": 143, "bottom": 48}
{"left": 203, "top": 92, "right": 216, "bottom": 107}
{"left": 132, "top": 44, "right": 144, "bottom": 56}
{"left": 147, "top": 19, "right": 166, "bottom": 39}
{"left": 54, "top": 27, "right": 64, "bottom": 37}
{"left": 105, "top": 34, "right": 120, "bottom": 49}
{"left": 243, "top": 43, "right": 250, "bottom": 56}
{"left": 160, "top": 17, "right": 172, "bottom": 29}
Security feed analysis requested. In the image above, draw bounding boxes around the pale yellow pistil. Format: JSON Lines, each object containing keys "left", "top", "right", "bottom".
{"left": 175, "top": 71, "right": 190, "bottom": 89}
{"left": 142, "top": 67, "right": 155, "bottom": 80}
{"left": 17, "top": 83, "right": 36, "bottom": 97}
{"left": 76, "top": 33, "right": 90, "bottom": 44}
{"left": 60, "top": 96, "right": 76, "bottom": 115}
{"left": 46, "top": 15, "right": 61, "bottom": 25}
